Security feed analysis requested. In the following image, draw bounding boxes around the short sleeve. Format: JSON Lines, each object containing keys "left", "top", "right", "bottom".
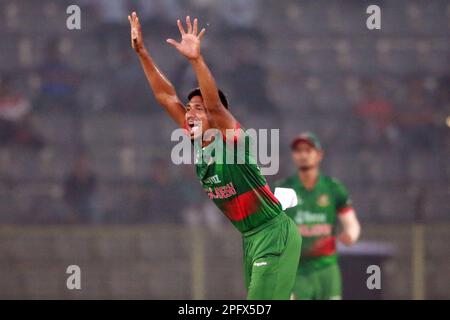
{"left": 332, "top": 179, "right": 352, "bottom": 214}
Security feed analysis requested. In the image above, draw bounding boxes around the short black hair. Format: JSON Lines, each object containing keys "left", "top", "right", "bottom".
{"left": 187, "top": 87, "right": 229, "bottom": 109}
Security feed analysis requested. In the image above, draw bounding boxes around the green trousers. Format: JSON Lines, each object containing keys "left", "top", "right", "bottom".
{"left": 292, "top": 263, "right": 342, "bottom": 300}
{"left": 243, "top": 213, "right": 302, "bottom": 300}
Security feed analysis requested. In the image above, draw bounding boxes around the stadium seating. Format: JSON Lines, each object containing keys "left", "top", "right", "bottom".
{"left": 0, "top": 0, "right": 448, "bottom": 224}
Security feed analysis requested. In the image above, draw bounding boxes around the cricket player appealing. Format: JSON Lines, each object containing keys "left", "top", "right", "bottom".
{"left": 276, "top": 132, "right": 361, "bottom": 300}
{"left": 128, "top": 12, "right": 301, "bottom": 299}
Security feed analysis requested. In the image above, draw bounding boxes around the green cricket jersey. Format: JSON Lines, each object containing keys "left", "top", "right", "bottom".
{"left": 276, "top": 174, "right": 353, "bottom": 271}
{"left": 194, "top": 126, "right": 283, "bottom": 233}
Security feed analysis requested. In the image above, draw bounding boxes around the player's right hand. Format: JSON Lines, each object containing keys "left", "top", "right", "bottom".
{"left": 128, "top": 11, "right": 144, "bottom": 53}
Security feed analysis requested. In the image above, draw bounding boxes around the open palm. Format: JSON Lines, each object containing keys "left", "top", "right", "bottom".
{"left": 167, "top": 16, "right": 206, "bottom": 60}
{"left": 128, "top": 11, "right": 144, "bottom": 53}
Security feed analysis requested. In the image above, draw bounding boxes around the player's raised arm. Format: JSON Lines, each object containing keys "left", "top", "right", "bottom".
{"left": 128, "top": 12, "right": 186, "bottom": 128}
{"left": 166, "top": 16, "right": 237, "bottom": 131}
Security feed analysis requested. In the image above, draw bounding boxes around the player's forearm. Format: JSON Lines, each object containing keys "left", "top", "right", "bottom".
{"left": 189, "top": 55, "right": 222, "bottom": 109}
{"left": 338, "top": 220, "right": 360, "bottom": 246}
{"left": 138, "top": 48, "right": 178, "bottom": 105}
{"left": 337, "top": 209, "right": 360, "bottom": 246}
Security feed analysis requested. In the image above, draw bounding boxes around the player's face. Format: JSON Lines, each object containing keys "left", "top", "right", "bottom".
{"left": 185, "top": 95, "right": 211, "bottom": 139}
{"left": 291, "top": 142, "right": 323, "bottom": 171}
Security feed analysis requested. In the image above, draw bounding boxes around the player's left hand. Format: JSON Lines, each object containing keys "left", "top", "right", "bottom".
{"left": 166, "top": 16, "right": 206, "bottom": 61}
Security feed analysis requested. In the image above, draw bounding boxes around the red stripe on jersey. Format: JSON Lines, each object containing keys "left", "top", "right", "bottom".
{"left": 263, "top": 184, "right": 282, "bottom": 205}
{"left": 222, "top": 184, "right": 280, "bottom": 221}
{"left": 305, "top": 236, "right": 336, "bottom": 257}
{"left": 338, "top": 206, "right": 354, "bottom": 215}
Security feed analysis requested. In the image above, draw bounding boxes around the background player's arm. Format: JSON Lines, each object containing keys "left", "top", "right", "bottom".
{"left": 167, "top": 17, "right": 236, "bottom": 131}
{"left": 129, "top": 12, "right": 185, "bottom": 128}
{"left": 332, "top": 180, "right": 360, "bottom": 246}
{"left": 337, "top": 210, "right": 360, "bottom": 246}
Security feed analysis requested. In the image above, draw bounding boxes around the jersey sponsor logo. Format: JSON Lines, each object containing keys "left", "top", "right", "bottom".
{"left": 203, "top": 174, "right": 221, "bottom": 185}
{"left": 254, "top": 261, "right": 268, "bottom": 267}
{"left": 205, "top": 182, "right": 237, "bottom": 200}
{"left": 295, "top": 210, "right": 327, "bottom": 224}
{"left": 317, "top": 194, "right": 330, "bottom": 207}
{"left": 299, "top": 224, "right": 332, "bottom": 236}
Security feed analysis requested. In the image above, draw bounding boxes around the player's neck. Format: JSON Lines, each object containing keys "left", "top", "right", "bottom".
{"left": 298, "top": 168, "right": 319, "bottom": 190}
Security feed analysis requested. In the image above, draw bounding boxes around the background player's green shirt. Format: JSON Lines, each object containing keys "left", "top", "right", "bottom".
{"left": 276, "top": 174, "right": 352, "bottom": 271}
{"left": 195, "top": 128, "right": 283, "bottom": 233}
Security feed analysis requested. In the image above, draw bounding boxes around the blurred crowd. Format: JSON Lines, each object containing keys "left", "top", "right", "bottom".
{"left": 0, "top": 0, "right": 448, "bottom": 225}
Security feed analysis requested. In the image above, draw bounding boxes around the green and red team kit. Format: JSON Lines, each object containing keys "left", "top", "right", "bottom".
{"left": 276, "top": 174, "right": 353, "bottom": 299}
{"left": 194, "top": 126, "right": 301, "bottom": 299}
{"left": 278, "top": 174, "right": 352, "bottom": 263}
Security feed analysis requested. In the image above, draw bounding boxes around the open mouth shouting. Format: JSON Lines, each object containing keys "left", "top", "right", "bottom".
{"left": 186, "top": 118, "right": 202, "bottom": 137}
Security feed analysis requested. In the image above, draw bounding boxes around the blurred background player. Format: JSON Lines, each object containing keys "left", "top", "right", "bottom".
{"left": 276, "top": 132, "right": 361, "bottom": 300}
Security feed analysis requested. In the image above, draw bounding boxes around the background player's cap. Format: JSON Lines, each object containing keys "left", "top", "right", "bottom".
{"left": 290, "top": 132, "right": 322, "bottom": 150}
{"left": 187, "top": 87, "right": 229, "bottom": 109}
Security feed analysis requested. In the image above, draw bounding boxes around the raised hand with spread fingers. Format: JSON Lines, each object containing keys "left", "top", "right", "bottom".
{"left": 127, "top": 11, "right": 186, "bottom": 128}
{"left": 166, "top": 16, "right": 206, "bottom": 61}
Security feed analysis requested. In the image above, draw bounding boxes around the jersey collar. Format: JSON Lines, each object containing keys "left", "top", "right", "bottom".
{"left": 295, "top": 172, "right": 323, "bottom": 192}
